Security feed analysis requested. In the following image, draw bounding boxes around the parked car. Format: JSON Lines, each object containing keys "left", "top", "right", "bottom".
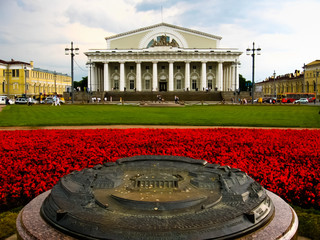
{"left": 45, "top": 97, "right": 64, "bottom": 104}
{"left": 29, "top": 98, "right": 39, "bottom": 104}
{"left": 262, "top": 97, "right": 276, "bottom": 104}
{"left": 15, "top": 97, "right": 28, "bottom": 104}
{"left": 294, "top": 98, "right": 309, "bottom": 104}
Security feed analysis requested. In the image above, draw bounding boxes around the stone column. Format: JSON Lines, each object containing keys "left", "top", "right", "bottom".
{"left": 201, "top": 61, "right": 207, "bottom": 91}
{"left": 185, "top": 61, "right": 190, "bottom": 91}
{"left": 104, "top": 62, "right": 110, "bottom": 91}
{"left": 136, "top": 61, "right": 141, "bottom": 91}
{"left": 169, "top": 61, "right": 174, "bottom": 91}
{"left": 120, "top": 62, "right": 125, "bottom": 91}
{"left": 88, "top": 64, "right": 91, "bottom": 92}
{"left": 223, "top": 66, "right": 227, "bottom": 91}
{"left": 153, "top": 61, "right": 158, "bottom": 91}
{"left": 98, "top": 67, "right": 102, "bottom": 91}
{"left": 92, "top": 65, "right": 96, "bottom": 91}
{"left": 231, "top": 65, "right": 235, "bottom": 91}
{"left": 228, "top": 66, "right": 232, "bottom": 91}
{"left": 217, "top": 62, "right": 223, "bottom": 91}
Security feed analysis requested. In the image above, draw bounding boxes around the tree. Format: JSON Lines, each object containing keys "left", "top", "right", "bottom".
{"left": 74, "top": 76, "right": 88, "bottom": 91}
{"left": 239, "top": 74, "right": 252, "bottom": 92}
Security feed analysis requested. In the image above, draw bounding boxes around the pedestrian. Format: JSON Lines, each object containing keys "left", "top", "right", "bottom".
{"left": 53, "top": 95, "right": 57, "bottom": 106}
{"left": 28, "top": 97, "right": 32, "bottom": 106}
{"left": 56, "top": 96, "right": 61, "bottom": 106}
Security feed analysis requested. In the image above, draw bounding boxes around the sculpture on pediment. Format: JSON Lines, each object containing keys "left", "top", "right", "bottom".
{"left": 151, "top": 35, "right": 179, "bottom": 47}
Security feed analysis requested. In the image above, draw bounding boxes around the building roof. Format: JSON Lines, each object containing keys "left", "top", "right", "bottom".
{"left": 0, "top": 59, "right": 31, "bottom": 66}
{"left": 33, "top": 67, "right": 69, "bottom": 76}
{"left": 105, "top": 22, "right": 222, "bottom": 41}
{"left": 306, "top": 60, "right": 320, "bottom": 67}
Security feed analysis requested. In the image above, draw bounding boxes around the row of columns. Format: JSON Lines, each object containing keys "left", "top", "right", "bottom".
{"left": 88, "top": 61, "right": 239, "bottom": 92}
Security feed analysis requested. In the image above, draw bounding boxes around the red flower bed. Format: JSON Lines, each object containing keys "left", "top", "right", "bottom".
{"left": 0, "top": 128, "right": 319, "bottom": 210}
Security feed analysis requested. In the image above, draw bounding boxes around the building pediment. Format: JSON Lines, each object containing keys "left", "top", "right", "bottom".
{"left": 105, "top": 23, "right": 222, "bottom": 50}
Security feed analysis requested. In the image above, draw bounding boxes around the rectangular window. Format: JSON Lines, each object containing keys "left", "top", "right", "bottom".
{"left": 130, "top": 66, "right": 134, "bottom": 70}
{"left": 177, "top": 66, "right": 181, "bottom": 70}
{"left": 146, "top": 66, "right": 150, "bottom": 70}
{"left": 193, "top": 66, "right": 196, "bottom": 70}
{"left": 12, "top": 70, "right": 15, "bottom": 77}
{"left": 176, "top": 80, "right": 181, "bottom": 89}
{"left": 161, "top": 66, "right": 165, "bottom": 70}
{"left": 130, "top": 80, "right": 135, "bottom": 89}
{"left": 145, "top": 80, "right": 150, "bottom": 89}
{"left": 209, "top": 66, "right": 213, "bottom": 70}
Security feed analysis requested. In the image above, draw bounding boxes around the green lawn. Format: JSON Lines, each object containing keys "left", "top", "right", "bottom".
{"left": 0, "top": 104, "right": 319, "bottom": 128}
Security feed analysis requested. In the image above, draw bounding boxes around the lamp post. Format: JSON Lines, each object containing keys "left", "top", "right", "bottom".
{"left": 246, "top": 42, "right": 261, "bottom": 104}
{"left": 302, "top": 63, "right": 306, "bottom": 93}
{"left": 24, "top": 66, "right": 27, "bottom": 97}
{"left": 65, "top": 42, "right": 79, "bottom": 103}
{"left": 273, "top": 70, "right": 276, "bottom": 99}
{"left": 54, "top": 71, "right": 57, "bottom": 94}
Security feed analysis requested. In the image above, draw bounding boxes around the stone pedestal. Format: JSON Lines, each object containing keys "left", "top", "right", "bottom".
{"left": 17, "top": 190, "right": 298, "bottom": 240}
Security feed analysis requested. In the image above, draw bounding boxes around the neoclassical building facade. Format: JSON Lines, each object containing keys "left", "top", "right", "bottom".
{"left": 0, "top": 59, "right": 71, "bottom": 97}
{"left": 85, "top": 23, "right": 242, "bottom": 92}
{"left": 257, "top": 60, "right": 320, "bottom": 98}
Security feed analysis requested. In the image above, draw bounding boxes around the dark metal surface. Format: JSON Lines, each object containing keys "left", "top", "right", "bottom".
{"left": 41, "top": 155, "right": 274, "bottom": 240}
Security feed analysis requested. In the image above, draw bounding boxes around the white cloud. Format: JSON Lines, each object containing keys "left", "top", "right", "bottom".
{"left": 1, "top": 0, "right": 320, "bottom": 82}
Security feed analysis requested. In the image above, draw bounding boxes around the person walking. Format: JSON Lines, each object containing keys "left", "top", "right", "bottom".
{"left": 56, "top": 96, "right": 61, "bottom": 106}
{"left": 27, "top": 97, "right": 32, "bottom": 106}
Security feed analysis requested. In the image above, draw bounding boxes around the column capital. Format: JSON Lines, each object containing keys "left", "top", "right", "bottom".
{"left": 103, "top": 61, "right": 109, "bottom": 64}
{"left": 185, "top": 60, "right": 191, "bottom": 64}
{"left": 152, "top": 61, "right": 158, "bottom": 64}
{"left": 119, "top": 61, "right": 126, "bottom": 64}
{"left": 201, "top": 61, "right": 208, "bottom": 64}
{"left": 135, "top": 61, "right": 142, "bottom": 64}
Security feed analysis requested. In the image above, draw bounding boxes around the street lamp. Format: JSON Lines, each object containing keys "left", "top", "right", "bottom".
{"left": 273, "top": 70, "right": 276, "bottom": 99}
{"left": 302, "top": 63, "right": 306, "bottom": 93}
{"left": 246, "top": 42, "right": 261, "bottom": 104}
{"left": 24, "top": 66, "right": 28, "bottom": 97}
{"left": 54, "top": 71, "right": 57, "bottom": 94}
{"left": 65, "top": 42, "right": 79, "bottom": 103}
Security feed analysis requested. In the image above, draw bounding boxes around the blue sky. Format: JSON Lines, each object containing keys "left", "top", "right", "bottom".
{"left": 1, "top": 0, "right": 320, "bottom": 83}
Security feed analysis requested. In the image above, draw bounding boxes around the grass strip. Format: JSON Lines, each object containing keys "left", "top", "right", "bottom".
{"left": 0, "top": 104, "right": 319, "bottom": 128}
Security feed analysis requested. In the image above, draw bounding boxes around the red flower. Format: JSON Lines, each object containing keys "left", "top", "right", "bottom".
{"left": 0, "top": 128, "right": 319, "bottom": 210}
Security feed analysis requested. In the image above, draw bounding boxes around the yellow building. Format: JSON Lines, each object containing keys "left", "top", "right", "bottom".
{"left": 256, "top": 60, "right": 320, "bottom": 100}
{"left": 304, "top": 60, "right": 320, "bottom": 96}
{"left": 0, "top": 59, "right": 71, "bottom": 97}
{"left": 256, "top": 70, "right": 304, "bottom": 98}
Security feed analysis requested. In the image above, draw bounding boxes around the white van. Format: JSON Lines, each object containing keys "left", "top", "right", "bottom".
{"left": 0, "top": 96, "right": 7, "bottom": 105}
{"left": 0, "top": 96, "right": 15, "bottom": 105}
